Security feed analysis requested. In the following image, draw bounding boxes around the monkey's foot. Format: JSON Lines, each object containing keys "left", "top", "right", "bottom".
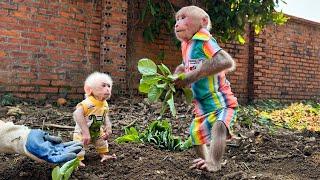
{"left": 100, "top": 153, "right": 117, "bottom": 162}
{"left": 79, "top": 161, "right": 86, "bottom": 167}
{"left": 189, "top": 158, "right": 221, "bottom": 172}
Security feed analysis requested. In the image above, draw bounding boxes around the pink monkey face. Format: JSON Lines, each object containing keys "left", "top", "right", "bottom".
{"left": 175, "top": 13, "right": 200, "bottom": 41}
{"left": 92, "top": 79, "right": 112, "bottom": 101}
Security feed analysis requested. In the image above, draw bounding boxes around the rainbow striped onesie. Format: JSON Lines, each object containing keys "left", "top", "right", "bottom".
{"left": 181, "top": 28, "right": 238, "bottom": 145}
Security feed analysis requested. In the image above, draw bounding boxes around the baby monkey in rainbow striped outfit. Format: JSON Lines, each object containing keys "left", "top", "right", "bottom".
{"left": 174, "top": 5, "right": 238, "bottom": 172}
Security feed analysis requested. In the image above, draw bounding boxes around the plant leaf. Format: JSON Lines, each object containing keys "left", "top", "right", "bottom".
{"left": 166, "top": 92, "right": 176, "bottom": 117}
{"left": 128, "top": 127, "right": 139, "bottom": 136}
{"left": 182, "top": 88, "right": 193, "bottom": 104}
{"left": 52, "top": 166, "right": 62, "bottom": 180}
{"left": 149, "top": 0, "right": 156, "bottom": 16}
{"left": 156, "top": 83, "right": 167, "bottom": 89}
{"left": 142, "top": 74, "right": 161, "bottom": 84}
{"left": 180, "top": 136, "right": 193, "bottom": 150}
{"left": 63, "top": 163, "right": 78, "bottom": 180}
{"left": 148, "top": 85, "right": 164, "bottom": 102}
{"left": 59, "top": 158, "right": 79, "bottom": 174}
{"left": 139, "top": 81, "right": 152, "bottom": 93}
{"left": 115, "top": 134, "right": 140, "bottom": 143}
{"left": 158, "top": 64, "right": 172, "bottom": 76}
{"left": 168, "top": 83, "right": 176, "bottom": 93}
{"left": 141, "top": 6, "right": 147, "bottom": 21}
{"left": 237, "top": 34, "right": 245, "bottom": 44}
{"left": 138, "top": 58, "right": 157, "bottom": 75}
{"left": 167, "top": 74, "right": 178, "bottom": 81}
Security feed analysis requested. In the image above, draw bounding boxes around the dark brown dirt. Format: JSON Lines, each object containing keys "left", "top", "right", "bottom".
{"left": 0, "top": 97, "right": 319, "bottom": 180}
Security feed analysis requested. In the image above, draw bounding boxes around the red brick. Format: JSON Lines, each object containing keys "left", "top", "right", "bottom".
{"left": 0, "top": 29, "right": 20, "bottom": 37}
{"left": 0, "top": 2, "right": 18, "bottom": 10}
{"left": 0, "top": 51, "right": 6, "bottom": 57}
{"left": 39, "top": 73, "right": 59, "bottom": 80}
{"left": 0, "top": 16, "right": 18, "bottom": 23}
{"left": 40, "top": 87, "right": 59, "bottom": 93}
{"left": 30, "top": 80, "right": 50, "bottom": 86}
{"left": 27, "top": 93, "right": 47, "bottom": 100}
{"left": 13, "top": 12, "right": 30, "bottom": 19}
{"left": 21, "top": 32, "right": 42, "bottom": 39}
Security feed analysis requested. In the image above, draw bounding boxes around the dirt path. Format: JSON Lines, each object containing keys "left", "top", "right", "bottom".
{"left": 0, "top": 97, "right": 319, "bottom": 180}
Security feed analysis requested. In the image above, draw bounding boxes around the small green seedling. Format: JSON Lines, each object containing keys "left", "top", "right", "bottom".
{"left": 52, "top": 158, "right": 80, "bottom": 180}
{"left": 138, "top": 58, "right": 193, "bottom": 118}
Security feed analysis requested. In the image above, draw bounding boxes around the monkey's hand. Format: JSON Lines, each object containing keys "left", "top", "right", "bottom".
{"left": 173, "top": 73, "right": 193, "bottom": 88}
{"left": 82, "top": 130, "right": 91, "bottom": 145}
{"left": 102, "top": 127, "right": 112, "bottom": 140}
{"left": 174, "top": 64, "right": 185, "bottom": 74}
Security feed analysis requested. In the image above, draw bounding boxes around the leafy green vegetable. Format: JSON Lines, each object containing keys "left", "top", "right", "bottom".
{"left": 138, "top": 58, "right": 193, "bottom": 118}
{"left": 114, "top": 127, "right": 141, "bottom": 144}
{"left": 52, "top": 158, "right": 80, "bottom": 180}
{"left": 115, "top": 120, "right": 192, "bottom": 151}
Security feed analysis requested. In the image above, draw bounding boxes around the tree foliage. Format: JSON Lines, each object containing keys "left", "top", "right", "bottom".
{"left": 204, "top": 0, "right": 288, "bottom": 44}
{"left": 140, "top": 0, "right": 288, "bottom": 44}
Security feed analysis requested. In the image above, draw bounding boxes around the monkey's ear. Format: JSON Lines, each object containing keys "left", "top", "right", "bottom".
{"left": 201, "top": 17, "right": 208, "bottom": 27}
{"left": 84, "top": 85, "right": 93, "bottom": 96}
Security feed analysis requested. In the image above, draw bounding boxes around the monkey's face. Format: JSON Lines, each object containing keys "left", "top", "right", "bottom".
{"left": 175, "top": 13, "right": 200, "bottom": 41}
{"left": 92, "top": 79, "right": 112, "bottom": 101}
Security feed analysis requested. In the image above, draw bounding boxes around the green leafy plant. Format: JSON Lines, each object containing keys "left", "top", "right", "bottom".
{"left": 115, "top": 120, "right": 192, "bottom": 151}
{"left": 0, "top": 93, "right": 17, "bottom": 106}
{"left": 140, "top": 120, "right": 181, "bottom": 150}
{"left": 114, "top": 127, "right": 141, "bottom": 143}
{"left": 52, "top": 158, "right": 80, "bottom": 180}
{"left": 237, "top": 106, "right": 258, "bottom": 128}
{"left": 138, "top": 58, "right": 193, "bottom": 118}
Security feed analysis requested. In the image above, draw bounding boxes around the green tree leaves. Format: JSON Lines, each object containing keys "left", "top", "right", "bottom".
{"left": 204, "top": 0, "right": 288, "bottom": 44}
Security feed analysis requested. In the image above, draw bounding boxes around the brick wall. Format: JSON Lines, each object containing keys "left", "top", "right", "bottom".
{"left": 252, "top": 16, "right": 320, "bottom": 102}
{"left": 0, "top": 0, "right": 102, "bottom": 100}
{"left": 100, "top": 0, "right": 128, "bottom": 95}
{"left": 0, "top": 1, "right": 319, "bottom": 103}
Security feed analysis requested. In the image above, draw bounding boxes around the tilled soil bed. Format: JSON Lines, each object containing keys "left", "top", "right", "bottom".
{"left": 0, "top": 97, "right": 319, "bottom": 180}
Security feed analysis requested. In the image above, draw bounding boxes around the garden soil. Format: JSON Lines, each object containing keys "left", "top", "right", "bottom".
{"left": 0, "top": 97, "right": 319, "bottom": 180}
